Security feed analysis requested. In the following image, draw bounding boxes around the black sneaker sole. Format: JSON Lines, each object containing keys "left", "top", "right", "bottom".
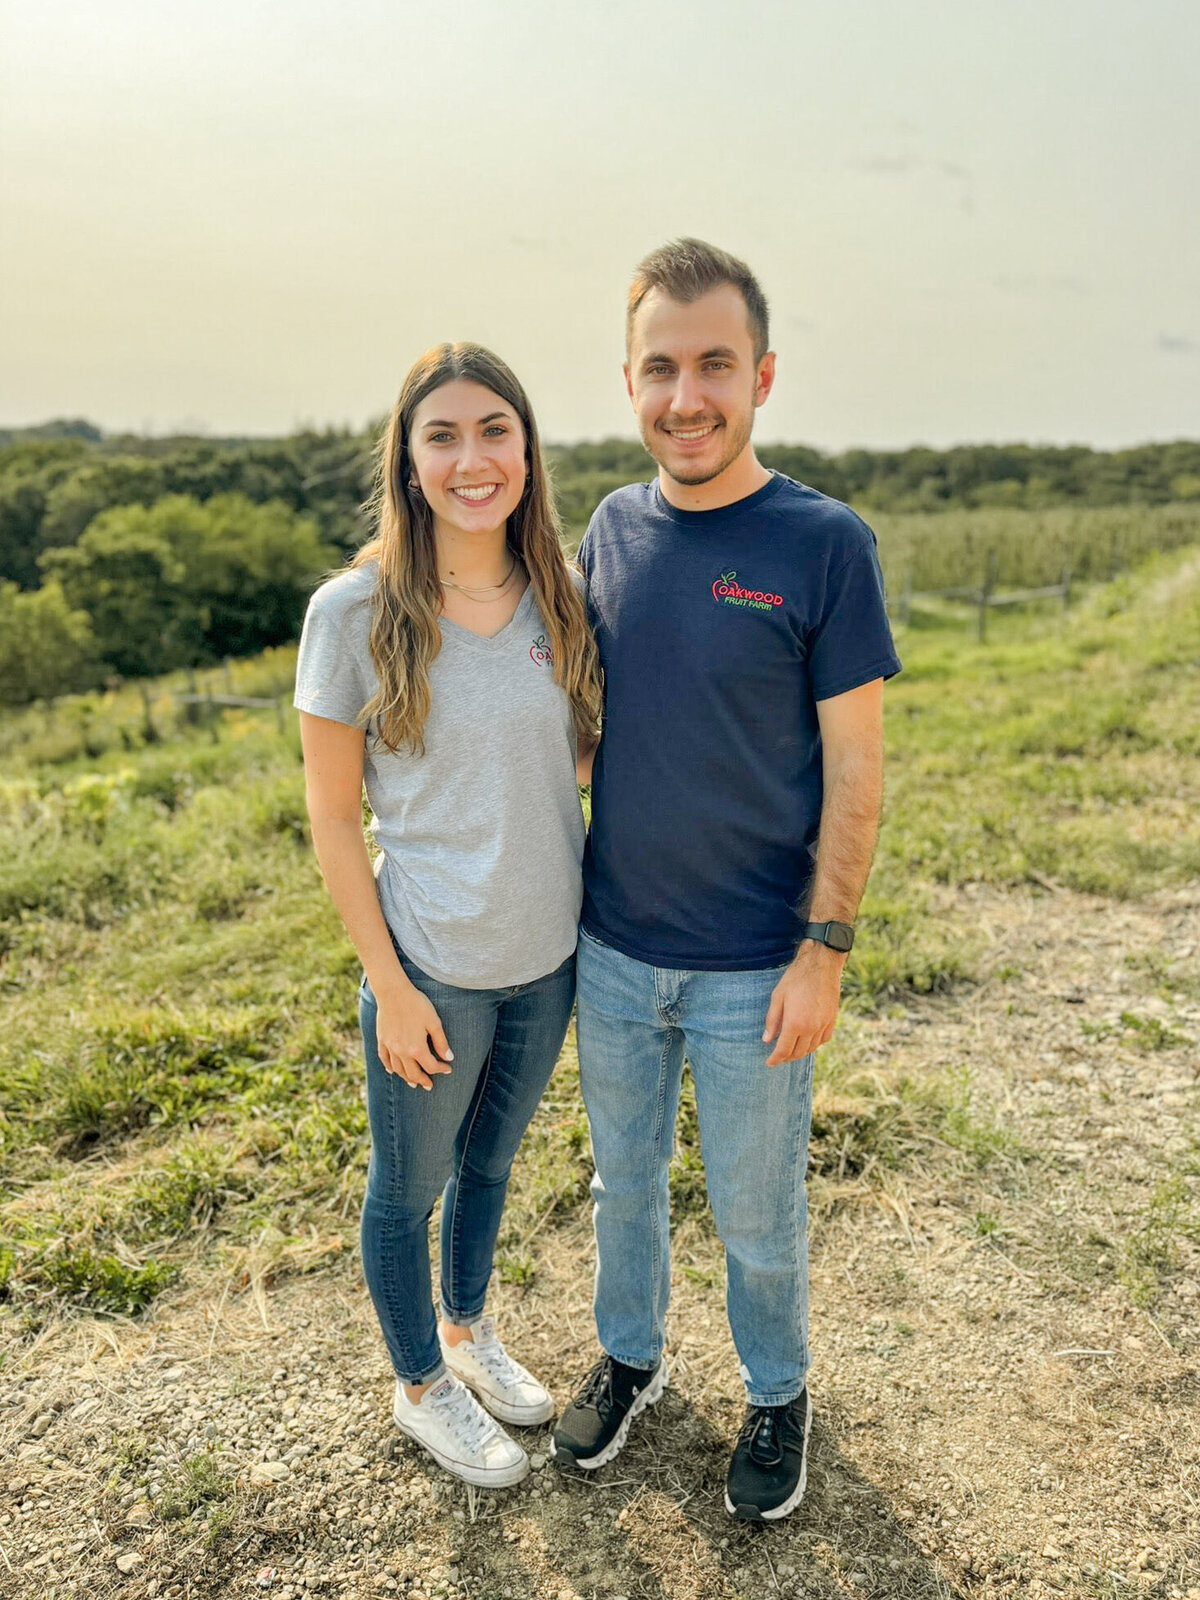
{"left": 724, "top": 1392, "right": 812, "bottom": 1521}
{"left": 550, "top": 1361, "right": 669, "bottom": 1470}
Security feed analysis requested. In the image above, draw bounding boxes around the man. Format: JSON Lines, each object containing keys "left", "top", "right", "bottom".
{"left": 551, "top": 239, "right": 901, "bottom": 1521}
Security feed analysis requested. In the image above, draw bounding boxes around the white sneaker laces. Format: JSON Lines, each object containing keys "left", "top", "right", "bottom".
{"left": 472, "top": 1339, "right": 523, "bottom": 1383}
{"left": 434, "top": 1382, "right": 498, "bottom": 1452}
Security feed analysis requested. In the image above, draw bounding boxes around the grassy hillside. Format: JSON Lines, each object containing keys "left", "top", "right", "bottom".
{"left": 1, "top": 547, "right": 1197, "bottom": 1326}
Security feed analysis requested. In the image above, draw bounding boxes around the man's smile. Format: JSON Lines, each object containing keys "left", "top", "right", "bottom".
{"left": 663, "top": 423, "right": 721, "bottom": 442}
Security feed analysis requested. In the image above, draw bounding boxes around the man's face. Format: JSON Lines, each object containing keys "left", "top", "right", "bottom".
{"left": 625, "top": 284, "right": 774, "bottom": 487}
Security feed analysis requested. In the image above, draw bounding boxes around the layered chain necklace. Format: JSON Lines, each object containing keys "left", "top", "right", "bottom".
{"left": 439, "top": 549, "right": 520, "bottom": 603}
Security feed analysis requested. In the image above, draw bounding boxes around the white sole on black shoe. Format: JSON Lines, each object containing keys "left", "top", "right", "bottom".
{"left": 724, "top": 1392, "right": 812, "bottom": 1521}
{"left": 550, "top": 1361, "right": 669, "bottom": 1470}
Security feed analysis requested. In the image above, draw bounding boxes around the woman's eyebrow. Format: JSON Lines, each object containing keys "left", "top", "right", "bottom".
{"left": 420, "top": 411, "right": 512, "bottom": 430}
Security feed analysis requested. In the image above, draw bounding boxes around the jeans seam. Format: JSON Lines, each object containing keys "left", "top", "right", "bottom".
{"left": 647, "top": 1025, "right": 675, "bottom": 1356}
{"left": 791, "top": 1057, "right": 811, "bottom": 1383}
{"left": 363, "top": 984, "right": 440, "bottom": 1384}
{"left": 445, "top": 1033, "right": 498, "bottom": 1321}
{"left": 377, "top": 1028, "right": 425, "bottom": 1379}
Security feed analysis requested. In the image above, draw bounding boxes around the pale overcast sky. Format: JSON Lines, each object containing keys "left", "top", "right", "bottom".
{"left": 2, "top": 0, "right": 1197, "bottom": 448}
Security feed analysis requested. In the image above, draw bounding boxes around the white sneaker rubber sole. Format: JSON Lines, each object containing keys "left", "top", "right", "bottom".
{"left": 724, "top": 1391, "right": 812, "bottom": 1521}
{"left": 550, "top": 1361, "right": 669, "bottom": 1470}
{"left": 392, "top": 1396, "right": 530, "bottom": 1489}
{"left": 440, "top": 1348, "right": 555, "bottom": 1427}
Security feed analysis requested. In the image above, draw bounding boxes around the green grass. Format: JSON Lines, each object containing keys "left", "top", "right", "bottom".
{"left": 1, "top": 542, "right": 1198, "bottom": 1319}
{"left": 1117, "top": 1177, "right": 1200, "bottom": 1307}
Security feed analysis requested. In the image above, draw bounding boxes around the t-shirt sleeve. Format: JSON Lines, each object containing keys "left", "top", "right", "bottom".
{"left": 575, "top": 517, "right": 600, "bottom": 627}
{"left": 807, "top": 517, "right": 902, "bottom": 702}
{"left": 576, "top": 522, "right": 594, "bottom": 580}
{"left": 293, "top": 575, "right": 373, "bottom": 726}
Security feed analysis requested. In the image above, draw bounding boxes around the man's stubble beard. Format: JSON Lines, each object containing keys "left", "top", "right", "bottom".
{"left": 642, "top": 393, "right": 756, "bottom": 488}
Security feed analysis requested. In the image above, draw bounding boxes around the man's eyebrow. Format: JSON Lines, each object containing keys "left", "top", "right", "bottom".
{"left": 639, "top": 347, "right": 740, "bottom": 366}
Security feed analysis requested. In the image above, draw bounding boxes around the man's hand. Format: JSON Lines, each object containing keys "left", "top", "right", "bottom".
{"left": 762, "top": 942, "right": 846, "bottom": 1066}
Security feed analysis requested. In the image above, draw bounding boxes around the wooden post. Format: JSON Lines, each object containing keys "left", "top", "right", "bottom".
{"left": 138, "top": 683, "right": 157, "bottom": 744}
{"left": 1061, "top": 561, "right": 1072, "bottom": 611}
{"left": 899, "top": 565, "right": 914, "bottom": 627}
{"left": 977, "top": 550, "right": 997, "bottom": 642}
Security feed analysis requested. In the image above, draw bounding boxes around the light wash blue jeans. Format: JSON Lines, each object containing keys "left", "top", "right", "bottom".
{"left": 359, "top": 946, "right": 575, "bottom": 1385}
{"left": 575, "top": 927, "right": 814, "bottom": 1408}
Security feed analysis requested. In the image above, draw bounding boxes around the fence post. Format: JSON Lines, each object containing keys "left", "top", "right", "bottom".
{"left": 899, "top": 565, "right": 914, "bottom": 626}
{"left": 1061, "top": 561, "right": 1072, "bottom": 611}
{"left": 184, "top": 669, "right": 200, "bottom": 726}
{"left": 977, "top": 550, "right": 997, "bottom": 642}
{"left": 138, "top": 683, "right": 158, "bottom": 744}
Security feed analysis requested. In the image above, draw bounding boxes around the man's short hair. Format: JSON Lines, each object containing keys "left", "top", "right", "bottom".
{"left": 626, "top": 238, "right": 770, "bottom": 362}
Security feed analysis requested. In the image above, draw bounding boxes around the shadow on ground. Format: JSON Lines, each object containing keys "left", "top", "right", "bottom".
{"left": 471, "top": 1388, "right": 970, "bottom": 1600}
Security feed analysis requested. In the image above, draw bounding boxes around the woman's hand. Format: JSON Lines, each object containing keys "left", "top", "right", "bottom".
{"left": 372, "top": 981, "right": 455, "bottom": 1091}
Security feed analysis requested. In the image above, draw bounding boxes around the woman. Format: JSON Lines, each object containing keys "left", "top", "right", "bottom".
{"left": 294, "top": 343, "right": 600, "bottom": 1489}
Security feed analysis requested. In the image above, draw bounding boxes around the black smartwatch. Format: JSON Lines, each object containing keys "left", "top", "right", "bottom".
{"left": 801, "top": 920, "right": 855, "bottom": 953}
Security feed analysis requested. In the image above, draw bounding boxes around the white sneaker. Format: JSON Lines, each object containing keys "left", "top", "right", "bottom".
{"left": 439, "top": 1315, "right": 555, "bottom": 1426}
{"left": 393, "top": 1373, "right": 529, "bottom": 1488}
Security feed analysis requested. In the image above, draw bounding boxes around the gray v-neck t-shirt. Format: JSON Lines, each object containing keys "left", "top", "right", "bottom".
{"left": 294, "top": 561, "right": 584, "bottom": 989}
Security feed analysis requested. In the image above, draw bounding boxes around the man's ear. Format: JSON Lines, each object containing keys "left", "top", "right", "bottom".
{"left": 754, "top": 351, "right": 777, "bottom": 408}
{"left": 623, "top": 361, "right": 634, "bottom": 406}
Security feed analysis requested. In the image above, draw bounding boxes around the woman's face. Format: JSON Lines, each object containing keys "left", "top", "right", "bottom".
{"left": 407, "top": 380, "right": 527, "bottom": 539}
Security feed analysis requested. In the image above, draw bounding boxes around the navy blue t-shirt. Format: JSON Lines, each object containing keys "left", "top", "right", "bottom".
{"left": 578, "top": 472, "right": 901, "bottom": 970}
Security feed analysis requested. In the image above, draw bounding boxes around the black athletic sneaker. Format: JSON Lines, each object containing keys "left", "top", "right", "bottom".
{"left": 550, "top": 1354, "right": 668, "bottom": 1469}
{"left": 724, "top": 1389, "right": 812, "bottom": 1521}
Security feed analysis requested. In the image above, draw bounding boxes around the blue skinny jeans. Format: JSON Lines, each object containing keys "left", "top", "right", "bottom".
{"left": 358, "top": 947, "right": 575, "bottom": 1385}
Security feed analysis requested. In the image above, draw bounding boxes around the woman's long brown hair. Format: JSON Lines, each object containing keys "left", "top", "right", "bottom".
{"left": 353, "top": 343, "right": 601, "bottom": 755}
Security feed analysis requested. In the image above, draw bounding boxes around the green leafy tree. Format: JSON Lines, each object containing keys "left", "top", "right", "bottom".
{"left": 40, "top": 457, "right": 167, "bottom": 550}
{"left": 0, "top": 439, "right": 92, "bottom": 587}
{"left": 0, "top": 580, "right": 97, "bottom": 704}
{"left": 179, "top": 492, "right": 335, "bottom": 657}
{"left": 41, "top": 505, "right": 207, "bottom": 677}
{"left": 40, "top": 494, "right": 333, "bottom": 677}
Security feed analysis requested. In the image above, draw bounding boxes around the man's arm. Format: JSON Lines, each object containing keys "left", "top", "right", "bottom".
{"left": 762, "top": 678, "right": 884, "bottom": 1066}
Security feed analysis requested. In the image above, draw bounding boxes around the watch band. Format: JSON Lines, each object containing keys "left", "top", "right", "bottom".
{"left": 802, "top": 920, "right": 855, "bottom": 953}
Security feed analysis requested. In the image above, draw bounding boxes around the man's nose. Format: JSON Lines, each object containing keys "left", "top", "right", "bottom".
{"left": 669, "top": 370, "right": 705, "bottom": 418}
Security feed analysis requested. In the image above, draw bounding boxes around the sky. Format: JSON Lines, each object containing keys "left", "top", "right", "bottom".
{"left": 1, "top": 0, "right": 1197, "bottom": 450}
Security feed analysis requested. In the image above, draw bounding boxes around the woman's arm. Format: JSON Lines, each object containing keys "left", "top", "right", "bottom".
{"left": 299, "top": 711, "right": 453, "bottom": 1089}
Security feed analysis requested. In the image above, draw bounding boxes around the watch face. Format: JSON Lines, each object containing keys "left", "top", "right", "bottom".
{"left": 827, "top": 923, "right": 854, "bottom": 952}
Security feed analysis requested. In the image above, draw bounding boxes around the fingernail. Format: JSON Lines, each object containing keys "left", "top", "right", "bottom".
{"left": 444, "top": 1050, "right": 454, "bottom": 1061}
{"left": 761, "top": 1033, "right": 770, "bottom": 1042}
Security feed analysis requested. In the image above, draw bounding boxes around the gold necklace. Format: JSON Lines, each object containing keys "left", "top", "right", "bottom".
{"left": 439, "top": 551, "right": 519, "bottom": 600}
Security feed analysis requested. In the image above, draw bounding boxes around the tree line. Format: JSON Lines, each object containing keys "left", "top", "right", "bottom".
{"left": 1, "top": 420, "right": 1198, "bottom": 706}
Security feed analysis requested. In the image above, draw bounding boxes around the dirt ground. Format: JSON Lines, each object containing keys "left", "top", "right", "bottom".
{"left": 2, "top": 884, "right": 1198, "bottom": 1600}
